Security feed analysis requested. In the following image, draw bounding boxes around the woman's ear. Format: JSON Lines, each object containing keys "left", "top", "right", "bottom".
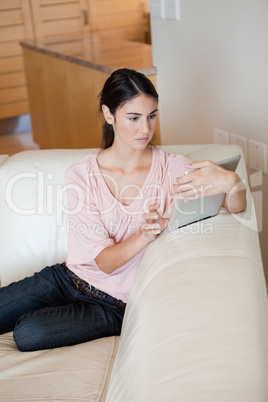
{"left": 102, "top": 105, "right": 114, "bottom": 125}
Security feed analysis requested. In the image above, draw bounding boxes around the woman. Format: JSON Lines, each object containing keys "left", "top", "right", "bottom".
{"left": 0, "top": 68, "right": 246, "bottom": 351}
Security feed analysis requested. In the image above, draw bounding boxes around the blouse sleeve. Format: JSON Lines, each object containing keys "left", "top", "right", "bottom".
{"left": 65, "top": 162, "right": 115, "bottom": 265}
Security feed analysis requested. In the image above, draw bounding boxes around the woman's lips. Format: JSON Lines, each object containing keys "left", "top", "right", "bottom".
{"left": 136, "top": 137, "right": 149, "bottom": 142}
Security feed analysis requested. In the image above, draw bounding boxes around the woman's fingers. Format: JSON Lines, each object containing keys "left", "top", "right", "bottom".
{"left": 174, "top": 160, "right": 232, "bottom": 199}
{"left": 143, "top": 212, "right": 158, "bottom": 221}
{"left": 184, "top": 160, "right": 211, "bottom": 170}
{"left": 142, "top": 223, "right": 161, "bottom": 233}
{"left": 148, "top": 203, "right": 159, "bottom": 212}
{"left": 175, "top": 183, "right": 214, "bottom": 198}
{"left": 142, "top": 203, "right": 167, "bottom": 235}
{"left": 143, "top": 203, "right": 160, "bottom": 222}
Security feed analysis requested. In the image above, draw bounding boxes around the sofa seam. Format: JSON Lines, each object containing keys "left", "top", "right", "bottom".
{"left": 96, "top": 336, "right": 119, "bottom": 402}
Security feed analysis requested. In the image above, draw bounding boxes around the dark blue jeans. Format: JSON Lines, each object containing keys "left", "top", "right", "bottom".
{"left": 0, "top": 263, "right": 124, "bottom": 351}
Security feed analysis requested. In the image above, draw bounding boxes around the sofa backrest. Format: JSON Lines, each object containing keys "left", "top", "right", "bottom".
{"left": 0, "top": 144, "right": 248, "bottom": 286}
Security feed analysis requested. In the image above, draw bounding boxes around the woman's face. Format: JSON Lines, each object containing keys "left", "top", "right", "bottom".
{"left": 103, "top": 94, "right": 158, "bottom": 150}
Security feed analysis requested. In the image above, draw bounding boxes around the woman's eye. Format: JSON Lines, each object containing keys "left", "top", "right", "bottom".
{"left": 148, "top": 114, "right": 157, "bottom": 120}
{"left": 130, "top": 117, "right": 138, "bottom": 121}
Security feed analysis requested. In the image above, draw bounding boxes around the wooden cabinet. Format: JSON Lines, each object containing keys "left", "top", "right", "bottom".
{"left": 0, "top": 0, "right": 151, "bottom": 120}
{"left": 30, "top": 0, "right": 89, "bottom": 39}
{"left": 0, "top": 0, "right": 89, "bottom": 119}
{"left": 0, "top": 0, "right": 33, "bottom": 119}
{"left": 87, "top": 0, "right": 150, "bottom": 43}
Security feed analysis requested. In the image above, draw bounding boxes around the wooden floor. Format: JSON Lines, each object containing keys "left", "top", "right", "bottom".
{"left": 0, "top": 131, "right": 40, "bottom": 156}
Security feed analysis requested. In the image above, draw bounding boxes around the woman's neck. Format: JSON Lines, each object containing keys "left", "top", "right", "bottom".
{"left": 102, "top": 144, "right": 152, "bottom": 172}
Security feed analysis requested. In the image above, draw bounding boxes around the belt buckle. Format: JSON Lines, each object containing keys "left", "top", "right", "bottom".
{"left": 76, "top": 279, "right": 92, "bottom": 297}
{"left": 86, "top": 284, "right": 92, "bottom": 296}
{"left": 75, "top": 278, "right": 82, "bottom": 291}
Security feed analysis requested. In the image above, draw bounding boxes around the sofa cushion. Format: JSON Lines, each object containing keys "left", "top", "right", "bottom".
{"left": 0, "top": 333, "right": 119, "bottom": 401}
{"left": 0, "top": 149, "right": 98, "bottom": 286}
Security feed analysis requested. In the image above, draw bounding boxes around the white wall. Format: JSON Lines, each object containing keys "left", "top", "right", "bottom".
{"left": 150, "top": 0, "right": 268, "bottom": 280}
{"left": 151, "top": 0, "right": 268, "bottom": 145}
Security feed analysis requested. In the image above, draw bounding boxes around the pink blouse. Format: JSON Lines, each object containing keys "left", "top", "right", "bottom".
{"left": 65, "top": 147, "right": 190, "bottom": 302}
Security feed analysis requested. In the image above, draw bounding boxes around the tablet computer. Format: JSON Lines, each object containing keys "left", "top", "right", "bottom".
{"left": 166, "top": 155, "right": 241, "bottom": 232}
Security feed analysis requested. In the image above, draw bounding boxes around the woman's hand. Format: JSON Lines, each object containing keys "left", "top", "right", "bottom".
{"left": 141, "top": 203, "right": 169, "bottom": 242}
{"left": 96, "top": 203, "right": 169, "bottom": 273}
{"left": 174, "top": 160, "right": 247, "bottom": 213}
{"left": 174, "top": 160, "right": 235, "bottom": 200}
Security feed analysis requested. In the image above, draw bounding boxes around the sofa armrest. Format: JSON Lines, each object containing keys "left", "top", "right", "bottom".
{"left": 107, "top": 213, "right": 268, "bottom": 401}
{"left": 106, "top": 147, "right": 268, "bottom": 402}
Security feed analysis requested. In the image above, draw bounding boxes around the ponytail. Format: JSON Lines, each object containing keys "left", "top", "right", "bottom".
{"left": 101, "top": 122, "right": 114, "bottom": 149}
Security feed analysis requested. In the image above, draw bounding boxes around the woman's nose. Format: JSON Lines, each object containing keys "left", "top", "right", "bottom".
{"left": 140, "top": 118, "right": 150, "bottom": 134}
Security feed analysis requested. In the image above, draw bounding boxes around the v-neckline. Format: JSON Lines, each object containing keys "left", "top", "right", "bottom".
{"left": 93, "top": 147, "right": 157, "bottom": 211}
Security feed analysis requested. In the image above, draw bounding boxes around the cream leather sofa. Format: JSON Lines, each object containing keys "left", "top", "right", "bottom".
{"left": 0, "top": 144, "right": 267, "bottom": 402}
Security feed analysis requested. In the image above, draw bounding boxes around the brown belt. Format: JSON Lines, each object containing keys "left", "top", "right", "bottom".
{"left": 63, "top": 263, "right": 126, "bottom": 313}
